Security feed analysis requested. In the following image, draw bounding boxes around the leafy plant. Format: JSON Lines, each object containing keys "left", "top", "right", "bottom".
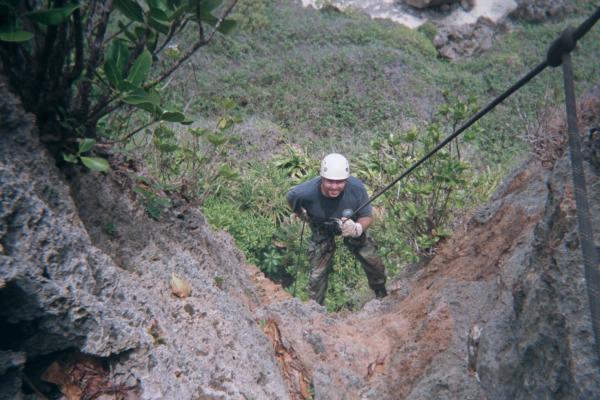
{"left": 132, "top": 175, "right": 173, "bottom": 220}
{"left": 140, "top": 110, "right": 241, "bottom": 206}
{"left": 62, "top": 138, "right": 110, "bottom": 172}
{"left": 104, "top": 221, "right": 118, "bottom": 237}
{"left": 0, "top": 0, "right": 238, "bottom": 157}
{"left": 356, "top": 95, "right": 485, "bottom": 263}
{"left": 273, "top": 145, "right": 317, "bottom": 184}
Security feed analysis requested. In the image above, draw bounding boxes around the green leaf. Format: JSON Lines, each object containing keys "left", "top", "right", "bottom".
{"left": 80, "top": 156, "right": 110, "bottom": 172}
{"left": 127, "top": 49, "right": 152, "bottom": 87}
{"left": 0, "top": 30, "right": 34, "bottom": 42}
{"left": 198, "top": 12, "right": 217, "bottom": 24}
{"left": 78, "top": 138, "right": 95, "bottom": 154}
{"left": 149, "top": 6, "right": 170, "bottom": 22}
{"left": 157, "top": 143, "right": 179, "bottom": 152}
{"left": 104, "top": 59, "right": 123, "bottom": 89}
{"left": 147, "top": 0, "right": 169, "bottom": 11}
{"left": 133, "top": 186, "right": 150, "bottom": 197}
{"left": 118, "top": 20, "right": 138, "bottom": 42}
{"left": 114, "top": 0, "right": 145, "bottom": 23}
{"left": 25, "top": 4, "right": 80, "bottom": 26}
{"left": 218, "top": 164, "right": 238, "bottom": 179}
{"left": 148, "top": 16, "right": 170, "bottom": 34}
{"left": 190, "top": 128, "right": 208, "bottom": 136}
{"left": 166, "top": 0, "right": 182, "bottom": 10}
{"left": 62, "top": 153, "right": 78, "bottom": 163}
{"left": 123, "top": 89, "right": 159, "bottom": 107}
{"left": 207, "top": 133, "right": 227, "bottom": 146}
{"left": 202, "top": 0, "right": 222, "bottom": 11}
{"left": 171, "top": 4, "right": 187, "bottom": 20}
{"left": 217, "top": 116, "right": 233, "bottom": 130}
{"left": 160, "top": 111, "right": 186, "bottom": 122}
{"left": 217, "top": 19, "right": 236, "bottom": 34}
{"left": 105, "top": 39, "right": 130, "bottom": 87}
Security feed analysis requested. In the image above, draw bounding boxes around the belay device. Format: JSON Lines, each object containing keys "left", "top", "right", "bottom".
{"left": 316, "top": 208, "right": 354, "bottom": 235}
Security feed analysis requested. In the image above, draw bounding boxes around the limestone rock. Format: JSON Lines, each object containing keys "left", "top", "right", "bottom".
{"left": 406, "top": 0, "right": 460, "bottom": 10}
{"left": 2, "top": 75, "right": 600, "bottom": 399}
{"left": 0, "top": 82, "right": 290, "bottom": 400}
{"left": 510, "top": 0, "right": 575, "bottom": 22}
{"left": 433, "top": 16, "right": 506, "bottom": 60}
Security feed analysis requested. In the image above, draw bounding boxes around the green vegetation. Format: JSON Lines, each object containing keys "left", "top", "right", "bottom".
{"left": 194, "top": 2, "right": 599, "bottom": 311}
{"left": 4, "top": 1, "right": 598, "bottom": 311}
{"left": 0, "top": 0, "right": 238, "bottom": 167}
{"left": 176, "top": 1, "right": 599, "bottom": 164}
{"left": 201, "top": 94, "right": 495, "bottom": 311}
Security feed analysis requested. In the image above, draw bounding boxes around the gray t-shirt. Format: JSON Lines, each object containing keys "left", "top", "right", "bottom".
{"left": 286, "top": 176, "right": 372, "bottom": 221}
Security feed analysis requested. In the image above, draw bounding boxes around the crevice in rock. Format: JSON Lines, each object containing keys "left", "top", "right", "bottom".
{"left": 18, "top": 349, "right": 139, "bottom": 400}
{"left": 262, "top": 319, "right": 313, "bottom": 400}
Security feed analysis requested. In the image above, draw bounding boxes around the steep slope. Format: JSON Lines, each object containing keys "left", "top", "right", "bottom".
{"left": 0, "top": 82, "right": 290, "bottom": 399}
{"left": 252, "top": 88, "right": 600, "bottom": 399}
{"left": 1, "top": 78, "right": 599, "bottom": 399}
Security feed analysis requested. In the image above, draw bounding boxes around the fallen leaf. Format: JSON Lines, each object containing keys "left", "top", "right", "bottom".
{"left": 41, "top": 361, "right": 82, "bottom": 400}
{"left": 366, "top": 353, "right": 387, "bottom": 379}
{"left": 170, "top": 273, "right": 192, "bottom": 298}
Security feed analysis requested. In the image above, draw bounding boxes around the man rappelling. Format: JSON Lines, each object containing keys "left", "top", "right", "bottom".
{"left": 287, "top": 153, "right": 387, "bottom": 305}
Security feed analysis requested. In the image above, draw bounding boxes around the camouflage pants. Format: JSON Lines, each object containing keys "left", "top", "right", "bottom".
{"left": 307, "top": 227, "right": 386, "bottom": 305}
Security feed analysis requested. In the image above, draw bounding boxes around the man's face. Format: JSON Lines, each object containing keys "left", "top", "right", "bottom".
{"left": 321, "top": 177, "right": 347, "bottom": 198}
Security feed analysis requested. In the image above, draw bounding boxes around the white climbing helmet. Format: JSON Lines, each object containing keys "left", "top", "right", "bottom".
{"left": 320, "top": 153, "right": 350, "bottom": 180}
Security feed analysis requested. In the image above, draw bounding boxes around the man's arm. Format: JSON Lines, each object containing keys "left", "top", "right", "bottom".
{"left": 287, "top": 186, "right": 309, "bottom": 221}
{"left": 357, "top": 216, "right": 373, "bottom": 231}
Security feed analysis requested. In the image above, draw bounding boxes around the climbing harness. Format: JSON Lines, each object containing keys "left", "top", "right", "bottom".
{"left": 292, "top": 209, "right": 354, "bottom": 296}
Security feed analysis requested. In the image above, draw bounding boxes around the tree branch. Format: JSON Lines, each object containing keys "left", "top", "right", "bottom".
{"left": 146, "top": 0, "right": 239, "bottom": 90}
{"left": 76, "top": 0, "right": 113, "bottom": 136}
{"left": 113, "top": 117, "right": 159, "bottom": 143}
{"left": 68, "top": 7, "right": 85, "bottom": 85}
{"left": 103, "top": 20, "right": 133, "bottom": 44}
{"left": 154, "top": 18, "right": 182, "bottom": 56}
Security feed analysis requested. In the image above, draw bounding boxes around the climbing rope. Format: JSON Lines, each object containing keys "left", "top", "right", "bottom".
{"left": 352, "top": 6, "right": 600, "bottom": 218}
{"left": 292, "top": 220, "right": 306, "bottom": 297}
{"left": 560, "top": 47, "right": 600, "bottom": 360}
{"left": 350, "top": 6, "right": 600, "bottom": 358}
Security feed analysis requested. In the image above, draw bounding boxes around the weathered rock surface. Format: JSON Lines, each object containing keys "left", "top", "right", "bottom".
{"left": 511, "top": 0, "right": 576, "bottom": 22}
{"left": 406, "top": 0, "right": 461, "bottom": 10}
{"left": 0, "top": 82, "right": 290, "bottom": 400}
{"left": 2, "top": 77, "right": 600, "bottom": 399}
{"left": 253, "top": 88, "right": 600, "bottom": 399}
{"left": 303, "top": 0, "right": 579, "bottom": 60}
{"left": 433, "top": 16, "right": 507, "bottom": 60}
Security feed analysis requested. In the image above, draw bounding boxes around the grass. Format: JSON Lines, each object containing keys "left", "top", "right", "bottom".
{"left": 136, "top": 0, "right": 600, "bottom": 311}
{"left": 158, "top": 1, "right": 599, "bottom": 167}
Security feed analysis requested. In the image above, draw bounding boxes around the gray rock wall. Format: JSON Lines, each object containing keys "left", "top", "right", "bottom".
{"left": 477, "top": 146, "right": 600, "bottom": 399}
{"left": 0, "top": 82, "right": 290, "bottom": 399}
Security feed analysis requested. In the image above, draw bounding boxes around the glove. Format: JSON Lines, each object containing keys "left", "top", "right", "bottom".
{"left": 290, "top": 208, "right": 309, "bottom": 223}
{"left": 341, "top": 218, "right": 363, "bottom": 238}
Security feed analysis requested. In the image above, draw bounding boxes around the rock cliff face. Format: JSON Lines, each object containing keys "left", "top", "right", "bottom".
{"left": 1, "top": 79, "right": 599, "bottom": 400}
{"left": 0, "top": 83, "right": 290, "bottom": 399}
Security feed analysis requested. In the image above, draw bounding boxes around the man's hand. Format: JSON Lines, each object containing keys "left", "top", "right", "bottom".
{"left": 341, "top": 218, "right": 363, "bottom": 238}
{"left": 290, "top": 208, "right": 309, "bottom": 223}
